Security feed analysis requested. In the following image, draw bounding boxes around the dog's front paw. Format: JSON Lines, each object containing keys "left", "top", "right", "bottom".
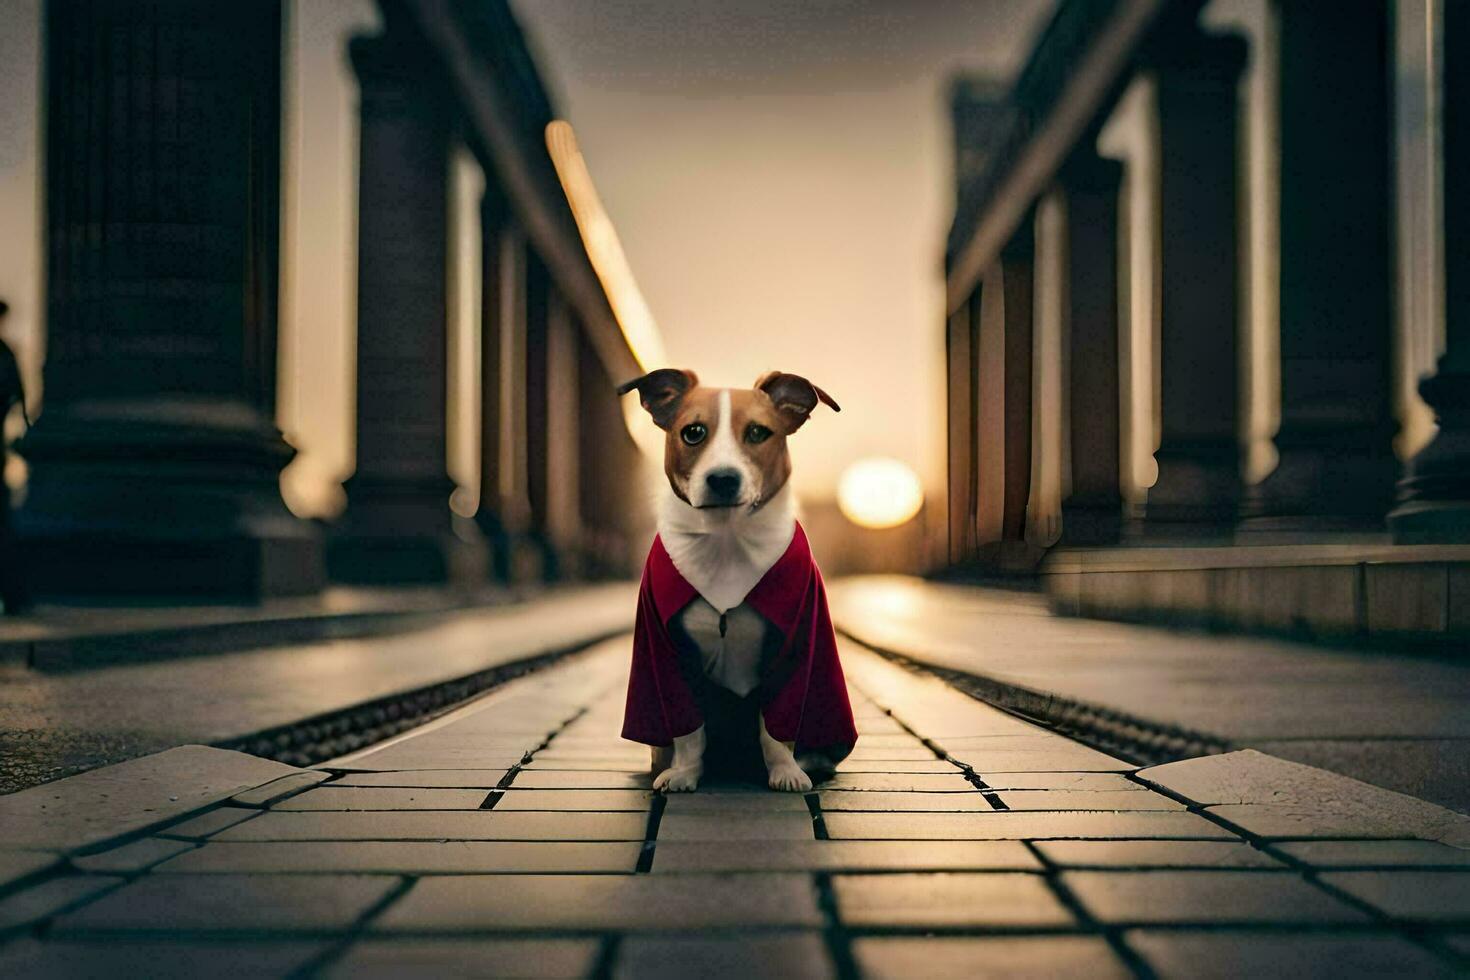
{"left": 767, "top": 761, "right": 812, "bottom": 793}
{"left": 653, "top": 765, "right": 702, "bottom": 793}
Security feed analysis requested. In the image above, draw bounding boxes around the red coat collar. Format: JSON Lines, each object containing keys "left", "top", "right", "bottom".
{"left": 647, "top": 522, "right": 814, "bottom": 634}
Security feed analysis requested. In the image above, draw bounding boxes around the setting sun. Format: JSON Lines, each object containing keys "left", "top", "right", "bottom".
{"left": 837, "top": 457, "right": 924, "bottom": 529}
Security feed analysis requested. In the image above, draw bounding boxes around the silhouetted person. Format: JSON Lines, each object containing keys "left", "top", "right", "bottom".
{"left": 0, "top": 300, "right": 30, "bottom": 613}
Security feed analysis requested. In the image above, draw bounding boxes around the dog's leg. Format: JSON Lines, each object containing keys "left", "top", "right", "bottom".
{"left": 652, "top": 725, "right": 705, "bottom": 793}
{"left": 759, "top": 715, "right": 812, "bottom": 792}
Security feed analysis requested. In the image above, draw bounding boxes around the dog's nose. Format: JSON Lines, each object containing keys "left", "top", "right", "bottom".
{"left": 705, "top": 468, "right": 742, "bottom": 501}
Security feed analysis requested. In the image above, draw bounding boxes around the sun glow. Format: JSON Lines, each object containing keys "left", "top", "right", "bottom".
{"left": 546, "top": 120, "right": 666, "bottom": 458}
{"left": 837, "top": 457, "right": 924, "bottom": 529}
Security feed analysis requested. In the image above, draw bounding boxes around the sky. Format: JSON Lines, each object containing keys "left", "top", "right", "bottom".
{"left": 512, "top": 0, "right": 1054, "bottom": 503}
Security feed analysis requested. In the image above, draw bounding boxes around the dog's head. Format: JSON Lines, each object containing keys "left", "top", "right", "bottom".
{"left": 617, "top": 369, "right": 840, "bottom": 510}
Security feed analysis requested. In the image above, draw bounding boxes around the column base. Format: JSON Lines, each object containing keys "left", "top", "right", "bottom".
{"left": 1138, "top": 445, "right": 1241, "bottom": 540}
{"left": 15, "top": 398, "right": 324, "bottom": 598}
{"left": 1059, "top": 496, "right": 1123, "bottom": 546}
{"left": 1388, "top": 373, "right": 1470, "bottom": 543}
{"left": 330, "top": 476, "right": 487, "bottom": 584}
{"left": 1239, "top": 441, "right": 1398, "bottom": 536}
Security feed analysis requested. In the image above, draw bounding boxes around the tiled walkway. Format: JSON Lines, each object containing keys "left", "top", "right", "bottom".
{"left": 2, "top": 636, "right": 1467, "bottom": 977}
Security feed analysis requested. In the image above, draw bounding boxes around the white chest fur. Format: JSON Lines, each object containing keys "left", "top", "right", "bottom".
{"left": 657, "top": 480, "right": 795, "bottom": 613}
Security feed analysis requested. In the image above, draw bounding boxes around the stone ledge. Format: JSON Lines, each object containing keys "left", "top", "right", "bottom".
{"left": 0, "top": 587, "right": 514, "bottom": 672}
{"left": 1043, "top": 545, "right": 1470, "bottom": 642}
{"left": 1138, "top": 750, "right": 1470, "bottom": 848}
{"left": 0, "top": 746, "right": 308, "bottom": 855}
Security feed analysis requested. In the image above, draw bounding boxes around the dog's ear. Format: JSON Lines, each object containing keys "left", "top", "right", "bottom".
{"left": 754, "top": 371, "right": 840, "bottom": 433}
{"left": 617, "top": 368, "right": 699, "bottom": 430}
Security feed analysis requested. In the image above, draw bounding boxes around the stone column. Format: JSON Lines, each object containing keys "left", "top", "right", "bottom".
{"left": 1000, "top": 227, "right": 1035, "bottom": 548}
{"left": 1390, "top": 2, "right": 1470, "bottom": 542}
{"left": 329, "top": 28, "right": 484, "bottom": 584}
{"left": 541, "top": 291, "right": 582, "bottom": 578}
{"left": 519, "top": 249, "right": 555, "bottom": 580}
{"left": 1243, "top": 1, "right": 1397, "bottom": 531}
{"left": 476, "top": 189, "right": 511, "bottom": 581}
{"left": 577, "top": 334, "right": 645, "bottom": 577}
{"left": 945, "top": 297, "right": 977, "bottom": 563}
{"left": 16, "top": 0, "right": 323, "bottom": 597}
{"left": 1059, "top": 152, "right": 1125, "bottom": 544}
{"left": 1139, "top": 24, "right": 1248, "bottom": 535}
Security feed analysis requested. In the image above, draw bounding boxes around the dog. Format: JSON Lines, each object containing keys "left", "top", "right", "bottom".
{"left": 617, "top": 369, "right": 858, "bottom": 792}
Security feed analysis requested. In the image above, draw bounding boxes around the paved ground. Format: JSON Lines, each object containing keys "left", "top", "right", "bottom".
{"left": 0, "top": 586, "right": 633, "bottom": 794}
{"left": 831, "top": 576, "right": 1470, "bottom": 814}
{"left": 1, "top": 635, "right": 1467, "bottom": 977}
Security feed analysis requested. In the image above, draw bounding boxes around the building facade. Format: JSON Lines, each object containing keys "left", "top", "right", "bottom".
{"left": 0, "top": 0, "right": 649, "bottom": 598}
{"left": 945, "top": 0, "right": 1469, "bottom": 641}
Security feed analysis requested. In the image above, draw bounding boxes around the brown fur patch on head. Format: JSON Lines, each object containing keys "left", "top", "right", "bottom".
{"left": 754, "top": 371, "right": 840, "bottom": 433}
{"left": 617, "top": 368, "right": 698, "bottom": 429}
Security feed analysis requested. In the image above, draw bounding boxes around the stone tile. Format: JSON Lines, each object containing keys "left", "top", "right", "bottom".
{"left": 662, "top": 791, "right": 809, "bottom": 813}
{"left": 54, "top": 874, "right": 402, "bottom": 934}
{"left": 822, "top": 772, "right": 975, "bottom": 792}
{"left": 1062, "top": 870, "right": 1368, "bottom": 925}
{"left": 951, "top": 747, "right": 1133, "bottom": 773}
{"left": 832, "top": 872, "right": 1073, "bottom": 928}
{"left": 614, "top": 933, "right": 835, "bottom": 980}
{"left": 509, "top": 770, "right": 652, "bottom": 790}
{"left": 523, "top": 759, "right": 647, "bottom": 772}
{"left": 492, "top": 790, "right": 653, "bottom": 811}
{"left": 0, "top": 746, "right": 305, "bottom": 854}
{"left": 978, "top": 772, "right": 1144, "bottom": 792}
{"left": 834, "top": 760, "right": 964, "bottom": 773}
{"left": 1322, "top": 871, "right": 1470, "bottom": 922}
{"left": 940, "top": 734, "right": 1101, "bottom": 752}
{"left": 0, "top": 876, "right": 124, "bottom": 931}
{"left": 533, "top": 750, "right": 649, "bottom": 763}
{"left": 652, "top": 840, "right": 1040, "bottom": 873}
{"left": 332, "top": 770, "right": 509, "bottom": 789}
{"left": 230, "top": 771, "right": 332, "bottom": 808}
{"left": 0, "top": 850, "right": 61, "bottom": 890}
{"left": 72, "top": 837, "right": 195, "bottom": 873}
{"left": 327, "top": 938, "right": 601, "bottom": 978}
{"left": 1254, "top": 738, "right": 1470, "bottom": 816}
{"left": 824, "top": 810, "right": 1235, "bottom": 841}
{"left": 851, "top": 734, "right": 930, "bottom": 748}
{"left": 215, "top": 810, "right": 648, "bottom": 842}
{"left": 1127, "top": 930, "right": 1459, "bottom": 979}
{"left": 275, "top": 787, "right": 491, "bottom": 811}
{"left": 657, "top": 813, "right": 815, "bottom": 841}
{"left": 374, "top": 873, "right": 822, "bottom": 931}
{"left": 1035, "top": 840, "right": 1283, "bottom": 869}
{"left": 159, "top": 841, "right": 640, "bottom": 875}
{"left": 852, "top": 936, "right": 1129, "bottom": 980}
{"left": 157, "top": 808, "right": 258, "bottom": 841}
{"left": 993, "top": 790, "right": 1185, "bottom": 811}
{"left": 0, "top": 939, "right": 327, "bottom": 979}
{"left": 844, "top": 747, "right": 940, "bottom": 761}
{"left": 819, "top": 790, "right": 995, "bottom": 812}
{"left": 1279, "top": 840, "right": 1470, "bottom": 869}
{"left": 334, "top": 751, "right": 529, "bottom": 772}
{"left": 1141, "top": 750, "right": 1470, "bottom": 847}
{"left": 1209, "top": 803, "right": 1470, "bottom": 843}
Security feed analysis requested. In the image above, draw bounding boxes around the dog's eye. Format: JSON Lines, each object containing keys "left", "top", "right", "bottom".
{"left": 680, "top": 423, "right": 707, "bottom": 446}
{"left": 745, "top": 424, "right": 773, "bottom": 445}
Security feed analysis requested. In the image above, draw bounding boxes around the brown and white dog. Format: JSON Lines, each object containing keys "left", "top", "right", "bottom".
{"left": 618, "top": 369, "right": 840, "bottom": 792}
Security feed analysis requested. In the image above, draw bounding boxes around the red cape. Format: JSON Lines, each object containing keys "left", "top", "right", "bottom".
{"left": 622, "top": 522, "right": 859, "bottom": 752}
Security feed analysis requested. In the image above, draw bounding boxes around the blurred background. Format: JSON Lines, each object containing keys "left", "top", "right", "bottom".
{"left": 0, "top": 0, "right": 1465, "bottom": 647}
